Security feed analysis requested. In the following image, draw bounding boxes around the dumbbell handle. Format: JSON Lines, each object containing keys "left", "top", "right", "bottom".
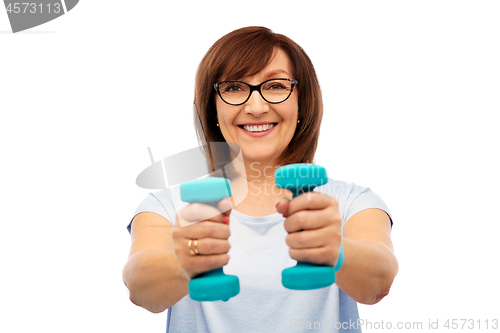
{"left": 180, "top": 177, "right": 239, "bottom": 301}
{"left": 275, "top": 163, "right": 344, "bottom": 290}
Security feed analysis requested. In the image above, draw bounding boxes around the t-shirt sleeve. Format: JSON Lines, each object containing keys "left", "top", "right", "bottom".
{"left": 127, "top": 189, "right": 177, "bottom": 234}
{"left": 317, "top": 180, "right": 393, "bottom": 230}
{"left": 341, "top": 182, "right": 393, "bottom": 228}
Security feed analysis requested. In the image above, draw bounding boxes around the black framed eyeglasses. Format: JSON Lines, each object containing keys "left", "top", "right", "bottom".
{"left": 214, "top": 78, "right": 298, "bottom": 106}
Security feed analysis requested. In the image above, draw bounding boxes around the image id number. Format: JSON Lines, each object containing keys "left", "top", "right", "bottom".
{"left": 6, "top": 3, "right": 62, "bottom": 14}
{"left": 444, "top": 319, "right": 499, "bottom": 330}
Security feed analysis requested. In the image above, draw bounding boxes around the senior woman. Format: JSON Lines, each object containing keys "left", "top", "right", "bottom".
{"left": 123, "top": 26, "right": 398, "bottom": 332}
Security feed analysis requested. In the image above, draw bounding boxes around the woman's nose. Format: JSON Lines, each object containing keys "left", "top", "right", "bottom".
{"left": 243, "top": 90, "right": 269, "bottom": 117}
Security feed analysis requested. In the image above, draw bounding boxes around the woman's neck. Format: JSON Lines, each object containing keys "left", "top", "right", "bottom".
{"left": 225, "top": 158, "right": 292, "bottom": 216}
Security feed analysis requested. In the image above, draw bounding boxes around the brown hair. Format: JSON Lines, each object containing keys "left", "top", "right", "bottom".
{"left": 194, "top": 26, "right": 323, "bottom": 172}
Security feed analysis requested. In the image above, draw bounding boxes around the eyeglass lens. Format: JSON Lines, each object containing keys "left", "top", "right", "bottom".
{"left": 218, "top": 79, "right": 293, "bottom": 105}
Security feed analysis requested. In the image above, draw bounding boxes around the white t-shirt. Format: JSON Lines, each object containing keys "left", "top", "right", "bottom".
{"left": 128, "top": 179, "right": 392, "bottom": 332}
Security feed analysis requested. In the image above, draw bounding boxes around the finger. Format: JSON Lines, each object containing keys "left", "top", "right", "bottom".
{"left": 288, "top": 247, "right": 327, "bottom": 265}
{"left": 285, "top": 227, "right": 329, "bottom": 249}
{"left": 184, "top": 254, "right": 231, "bottom": 278}
{"left": 286, "top": 192, "right": 337, "bottom": 217}
{"left": 284, "top": 209, "right": 340, "bottom": 233}
{"left": 275, "top": 197, "right": 291, "bottom": 216}
{"left": 178, "top": 202, "right": 227, "bottom": 225}
{"left": 217, "top": 197, "right": 233, "bottom": 216}
{"left": 185, "top": 238, "right": 231, "bottom": 256}
{"left": 289, "top": 245, "right": 340, "bottom": 266}
{"left": 173, "top": 221, "right": 231, "bottom": 240}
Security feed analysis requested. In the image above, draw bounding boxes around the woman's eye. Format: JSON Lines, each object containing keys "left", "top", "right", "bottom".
{"left": 226, "top": 85, "right": 241, "bottom": 92}
{"left": 266, "top": 83, "right": 287, "bottom": 90}
{"left": 222, "top": 83, "right": 246, "bottom": 93}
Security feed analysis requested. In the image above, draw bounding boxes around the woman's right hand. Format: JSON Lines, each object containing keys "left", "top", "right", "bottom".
{"left": 171, "top": 198, "right": 233, "bottom": 280}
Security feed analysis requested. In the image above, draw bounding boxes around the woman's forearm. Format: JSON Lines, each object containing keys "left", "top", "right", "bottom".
{"left": 336, "top": 238, "right": 398, "bottom": 305}
{"left": 123, "top": 249, "right": 189, "bottom": 313}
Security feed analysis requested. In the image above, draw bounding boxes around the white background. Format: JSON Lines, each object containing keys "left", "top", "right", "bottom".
{"left": 1, "top": 1, "right": 499, "bottom": 332}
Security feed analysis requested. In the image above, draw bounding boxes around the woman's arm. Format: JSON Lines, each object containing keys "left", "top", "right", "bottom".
{"left": 276, "top": 195, "right": 398, "bottom": 305}
{"left": 122, "top": 212, "right": 189, "bottom": 313}
{"left": 336, "top": 208, "right": 398, "bottom": 305}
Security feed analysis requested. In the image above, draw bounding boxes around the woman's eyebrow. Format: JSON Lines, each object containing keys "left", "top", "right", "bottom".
{"left": 263, "top": 69, "right": 290, "bottom": 79}
{"left": 235, "top": 69, "right": 291, "bottom": 82}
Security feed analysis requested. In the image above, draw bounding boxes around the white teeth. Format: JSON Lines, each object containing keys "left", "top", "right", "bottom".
{"left": 243, "top": 124, "right": 275, "bottom": 132}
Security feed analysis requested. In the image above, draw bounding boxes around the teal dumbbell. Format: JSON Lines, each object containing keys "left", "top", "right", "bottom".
{"left": 180, "top": 177, "right": 240, "bottom": 301}
{"left": 275, "top": 163, "right": 344, "bottom": 290}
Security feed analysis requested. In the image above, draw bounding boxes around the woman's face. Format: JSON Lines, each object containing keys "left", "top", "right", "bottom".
{"left": 215, "top": 48, "right": 299, "bottom": 167}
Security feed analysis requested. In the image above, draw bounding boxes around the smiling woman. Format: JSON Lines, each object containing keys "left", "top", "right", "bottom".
{"left": 215, "top": 48, "right": 299, "bottom": 168}
{"left": 123, "top": 26, "right": 398, "bottom": 333}
{"left": 194, "top": 27, "right": 323, "bottom": 171}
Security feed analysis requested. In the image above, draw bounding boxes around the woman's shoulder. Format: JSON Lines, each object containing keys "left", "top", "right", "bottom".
{"left": 131, "top": 188, "right": 183, "bottom": 228}
{"left": 316, "top": 178, "right": 370, "bottom": 198}
{"left": 318, "top": 178, "right": 392, "bottom": 225}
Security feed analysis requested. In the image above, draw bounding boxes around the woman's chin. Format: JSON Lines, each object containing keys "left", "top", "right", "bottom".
{"left": 241, "top": 150, "right": 279, "bottom": 165}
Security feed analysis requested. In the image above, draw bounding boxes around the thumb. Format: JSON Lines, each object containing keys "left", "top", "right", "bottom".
{"left": 218, "top": 197, "right": 233, "bottom": 216}
{"left": 275, "top": 197, "right": 291, "bottom": 217}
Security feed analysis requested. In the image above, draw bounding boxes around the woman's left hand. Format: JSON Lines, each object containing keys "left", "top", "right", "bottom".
{"left": 275, "top": 192, "right": 342, "bottom": 267}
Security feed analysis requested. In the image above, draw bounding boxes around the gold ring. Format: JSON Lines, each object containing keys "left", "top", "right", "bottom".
{"left": 188, "top": 239, "right": 199, "bottom": 255}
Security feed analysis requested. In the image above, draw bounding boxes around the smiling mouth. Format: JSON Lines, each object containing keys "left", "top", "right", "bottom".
{"left": 238, "top": 123, "right": 277, "bottom": 132}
